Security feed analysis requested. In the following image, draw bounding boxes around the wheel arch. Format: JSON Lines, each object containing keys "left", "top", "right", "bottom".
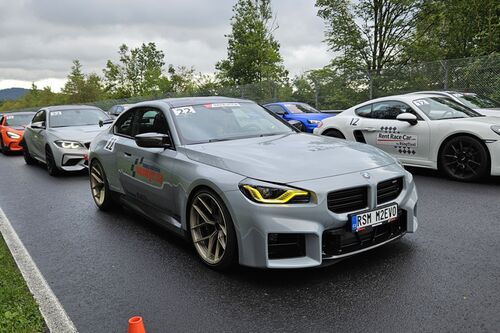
{"left": 436, "top": 132, "right": 491, "bottom": 171}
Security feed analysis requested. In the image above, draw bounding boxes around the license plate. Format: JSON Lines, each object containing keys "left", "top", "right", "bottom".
{"left": 350, "top": 203, "right": 398, "bottom": 232}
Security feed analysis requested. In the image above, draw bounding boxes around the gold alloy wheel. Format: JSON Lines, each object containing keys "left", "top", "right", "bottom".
{"left": 90, "top": 162, "right": 106, "bottom": 206}
{"left": 189, "top": 193, "right": 228, "bottom": 265}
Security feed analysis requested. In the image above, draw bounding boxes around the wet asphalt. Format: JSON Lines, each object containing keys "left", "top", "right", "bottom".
{"left": 0, "top": 153, "right": 499, "bottom": 333}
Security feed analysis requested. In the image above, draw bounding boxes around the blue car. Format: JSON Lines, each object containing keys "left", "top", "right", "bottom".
{"left": 264, "top": 102, "right": 334, "bottom": 132}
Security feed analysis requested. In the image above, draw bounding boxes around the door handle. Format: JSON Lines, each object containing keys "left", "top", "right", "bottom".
{"left": 124, "top": 152, "right": 132, "bottom": 157}
{"left": 360, "top": 127, "right": 377, "bottom": 132}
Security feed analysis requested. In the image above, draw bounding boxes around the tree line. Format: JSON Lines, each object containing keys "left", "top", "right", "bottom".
{"left": 1, "top": 0, "right": 498, "bottom": 112}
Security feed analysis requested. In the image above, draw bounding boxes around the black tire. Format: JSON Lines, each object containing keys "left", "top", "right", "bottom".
{"left": 22, "top": 142, "right": 36, "bottom": 165}
{"left": 323, "top": 129, "right": 346, "bottom": 139}
{"left": 0, "top": 136, "right": 9, "bottom": 154}
{"left": 45, "top": 147, "right": 61, "bottom": 176}
{"left": 188, "top": 189, "right": 238, "bottom": 271}
{"left": 89, "top": 160, "right": 116, "bottom": 211}
{"left": 439, "top": 135, "right": 489, "bottom": 182}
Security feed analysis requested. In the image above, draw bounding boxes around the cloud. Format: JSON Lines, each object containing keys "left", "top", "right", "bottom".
{"left": 0, "top": 0, "right": 331, "bottom": 91}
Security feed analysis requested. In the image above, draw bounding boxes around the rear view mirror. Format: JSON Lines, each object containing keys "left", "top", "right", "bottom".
{"left": 99, "top": 119, "right": 114, "bottom": 127}
{"left": 31, "top": 121, "right": 46, "bottom": 129}
{"left": 135, "top": 132, "right": 171, "bottom": 148}
{"left": 288, "top": 120, "right": 305, "bottom": 132}
{"left": 396, "top": 113, "right": 418, "bottom": 126}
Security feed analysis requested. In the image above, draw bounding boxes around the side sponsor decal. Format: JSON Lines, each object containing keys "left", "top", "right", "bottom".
{"left": 131, "top": 157, "right": 164, "bottom": 186}
{"left": 104, "top": 137, "right": 118, "bottom": 152}
{"left": 376, "top": 126, "right": 418, "bottom": 155}
{"left": 50, "top": 111, "right": 62, "bottom": 116}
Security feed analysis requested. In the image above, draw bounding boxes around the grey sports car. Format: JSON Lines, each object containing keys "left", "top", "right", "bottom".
{"left": 23, "top": 105, "right": 112, "bottom": 175}
{"left": 89, "top": 97, "right": 418, "bottom": 270}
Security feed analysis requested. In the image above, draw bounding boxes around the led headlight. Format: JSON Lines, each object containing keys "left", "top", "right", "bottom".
{"left": 6, "top": 131, "right": 21, "bottom": 139}
{"left": 54, "top": 140, "right": 84, "bottom": 149}
{"left": 239, "top": 180, "right": 311, "bottom": 204}
{"left": 491, "top": 125, "right": 500, "bottom": 136}
{"left": 307, "top": 119, "right": 321, "bottom": 125}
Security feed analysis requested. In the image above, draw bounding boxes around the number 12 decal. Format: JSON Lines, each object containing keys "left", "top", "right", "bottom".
{"left": 350, "top": 118, "right": 360, "bottom": 126}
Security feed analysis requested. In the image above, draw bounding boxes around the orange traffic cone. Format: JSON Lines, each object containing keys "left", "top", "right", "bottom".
{"left": 128, "top": 316, "right": 146, "bottom": 333}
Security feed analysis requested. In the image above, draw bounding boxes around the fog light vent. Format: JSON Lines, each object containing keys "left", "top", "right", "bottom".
{"left": 268, "top": 233, "right": 306, "bottom": 259}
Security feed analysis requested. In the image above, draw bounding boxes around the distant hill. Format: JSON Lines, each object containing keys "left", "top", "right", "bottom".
{"left": 0, "top": 88, "right": 30, "bottom": 101}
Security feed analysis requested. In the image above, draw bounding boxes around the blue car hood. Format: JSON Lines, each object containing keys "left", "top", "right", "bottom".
{"left": 183, "top": 133, "right": 395, "bottom": 183}
{"left": 287, "top": 113, "right": 333, "bottom": 121}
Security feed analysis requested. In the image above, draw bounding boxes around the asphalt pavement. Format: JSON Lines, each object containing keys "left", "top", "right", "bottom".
{"left": 0, "top": 152, "right": 499, "bottom": 332}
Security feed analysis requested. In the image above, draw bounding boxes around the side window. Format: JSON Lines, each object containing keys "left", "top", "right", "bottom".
{"left": 32, "top": 110, "right": 46, "bottom": 123}
{"left": 371, "top": 101, "right": 414, "bottom": 120}
{"left": 135, "top": 108, "right": 169, "bottom": 135}
{"left": 114, "top": 109, "right": 135, "bottom": 137}
{"left": 266, "top": 105, "right": 286, "bottom": 115}
{"left": 355, "top": 104, "right": 372, "bottom": 118}
{"left": 0, "top": 116, "right": 4, "bottom": 125}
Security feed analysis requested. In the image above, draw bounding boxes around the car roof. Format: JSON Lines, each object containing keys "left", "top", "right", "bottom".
{"left": 154, "top": 96, "right": 253, "bottom": 108}
{"left": 2, "top": 111, "right": 35, "bottom": 116}
{"left": 264, "top": 101, "right": 306, "bottom": 106}
{"left": 44, "top": 105, "right": 103, "bottom": 111}
{"left": 353, "top": 93, "right": 452, "bottom": 109}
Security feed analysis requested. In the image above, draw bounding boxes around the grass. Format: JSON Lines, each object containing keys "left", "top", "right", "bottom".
{"left": 0, "top": 234, "right": 45, "bottom": 333}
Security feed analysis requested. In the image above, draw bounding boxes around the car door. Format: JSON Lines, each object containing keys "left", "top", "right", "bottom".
{"left": 115, "top": 107, "right": 178, "bottom": 218}
{"left": 354, "top": 101, "right": 430, "bottom": 161}
{"left": 25, "top": 110, "right": 47, "bottom": 159}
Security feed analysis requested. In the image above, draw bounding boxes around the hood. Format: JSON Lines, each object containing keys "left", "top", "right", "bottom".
{"left": 6, "top": 125, "right": 25, "bottom": 132}
{"left": 183, "top": 133, "right": 396, "bottom": 183}
{"left": 287, "top": 113, "right": 334, "bottom": 121}
{"left": 473, "top": 108, "right": 500, "bottom": 117}
{"left": 48, "top": 125, "right": 109, "bottom": 143}
{"left": 451, "top": 116, "right": 500, "bottom": 125}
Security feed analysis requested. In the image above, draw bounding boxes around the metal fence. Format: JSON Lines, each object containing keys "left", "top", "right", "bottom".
{"left": 5, "top": 54, "right": 500, "bottom": 113}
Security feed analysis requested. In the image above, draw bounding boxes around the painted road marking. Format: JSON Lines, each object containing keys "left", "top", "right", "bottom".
{"left": 0, "top": 208, "right": 78, "bottom": 333}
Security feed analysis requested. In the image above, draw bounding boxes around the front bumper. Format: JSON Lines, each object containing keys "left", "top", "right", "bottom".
{"left": 223, "top": 164, "right": 418, "bottom": 268}
{"left": 50, "top": 143, "right": 89, "bottom": 171}
{"left": 486, "top": 140, "right": 500, "bottom": 176}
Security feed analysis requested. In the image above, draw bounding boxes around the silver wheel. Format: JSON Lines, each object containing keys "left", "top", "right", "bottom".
{"left": 189, "top": 193, "right": 228, "bottom": 265}
{"left": 90, "top": 162, "right": 106, "bottom": 206}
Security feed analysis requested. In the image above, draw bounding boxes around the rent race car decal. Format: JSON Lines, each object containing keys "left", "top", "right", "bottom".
{"left": 376, "top": 126, "right": 418, "bottom": 155}
{"left": 130, "top": 157, "right": 164, "bottom": 187}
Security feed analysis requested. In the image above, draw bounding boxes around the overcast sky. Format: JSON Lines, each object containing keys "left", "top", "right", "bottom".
{"left": 0, "top": 0, "right": 331, "bottom": 92}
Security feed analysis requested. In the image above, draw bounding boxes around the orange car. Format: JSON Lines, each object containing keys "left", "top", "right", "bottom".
{"left": 0, "top": 112, "right": 35, "bottom": 153}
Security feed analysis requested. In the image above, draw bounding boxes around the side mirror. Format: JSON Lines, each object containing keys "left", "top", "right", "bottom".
{"left": 288, "top": 120, "right": 305, "bottom": 132}
{"left": 135, "top": 132, "right": 171, "bottom": 148}
{"left": 99, "top": 119, "right": 114, "bottom": 127}
{"left": 31, "top": 121, "right": 46, "bottom": 129}
{"left": 396, "top": 113, "right": 418, "bottom": 126}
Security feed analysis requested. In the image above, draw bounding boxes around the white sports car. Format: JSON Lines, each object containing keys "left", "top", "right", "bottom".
{"left": 314, "top": 94, "right": 500, "bottom": 181}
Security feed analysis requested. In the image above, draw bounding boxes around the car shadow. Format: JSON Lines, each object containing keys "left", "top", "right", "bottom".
{"left": 405, "top": 166, "right": 500, "bottom": 185}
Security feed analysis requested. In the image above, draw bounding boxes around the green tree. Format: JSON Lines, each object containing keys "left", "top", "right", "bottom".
{"left": 316, "top": 0, "right": 422, "bottom": 74}
{"left": 216, "top": 0, "right": 288, "bottom": 85}
{"left": 62, "top": 60, "right": 104, "bottom": 103}
{"left": 409, "top": 0, "right": 500, "bottom": 61}
{"left": 103, "top": 43, "right": 168, "bottom": 98}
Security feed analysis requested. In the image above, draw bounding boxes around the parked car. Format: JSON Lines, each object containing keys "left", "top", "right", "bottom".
{"left": 108, "top": 104, "right": 133, "bottom": 118}
{"left": 264, "top": 102, "right": 335, "bottom": 132}
{"left": 314, "top": 94, "right": 500, "bottom": 181}
{"left": 0, "top": 112, "right": 35, "bottom": 153}
{"left": 89, "top": 97, "right": 417, "bottom": 270}
{"left": 23, "top": 105, "right": 113, "bottom": 175}
{"left": 410, "top": 91, "right": 500, "bottom": 117}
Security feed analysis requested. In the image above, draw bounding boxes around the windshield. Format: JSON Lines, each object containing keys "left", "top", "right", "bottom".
{"left": 49, "top": 108, "right": 110, "bottom": 128}
{"left": 170, "top": 102, "right": 294, "bottom": 144}
{"left": 412, "top": 97, "right": 482, "bottom": 120}
{"left": 285, "top": 103, "right": 320, "bottom": 114}
{"left": 4, "top": 114, "right": 33, "bottom": 126}
{"left": 451, "top": 93, "right": 500, "bottom": 109}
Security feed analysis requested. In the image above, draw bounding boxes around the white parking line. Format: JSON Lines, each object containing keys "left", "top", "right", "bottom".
{"left": 0, "top": 208, "right": 78, "bottom": 333}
